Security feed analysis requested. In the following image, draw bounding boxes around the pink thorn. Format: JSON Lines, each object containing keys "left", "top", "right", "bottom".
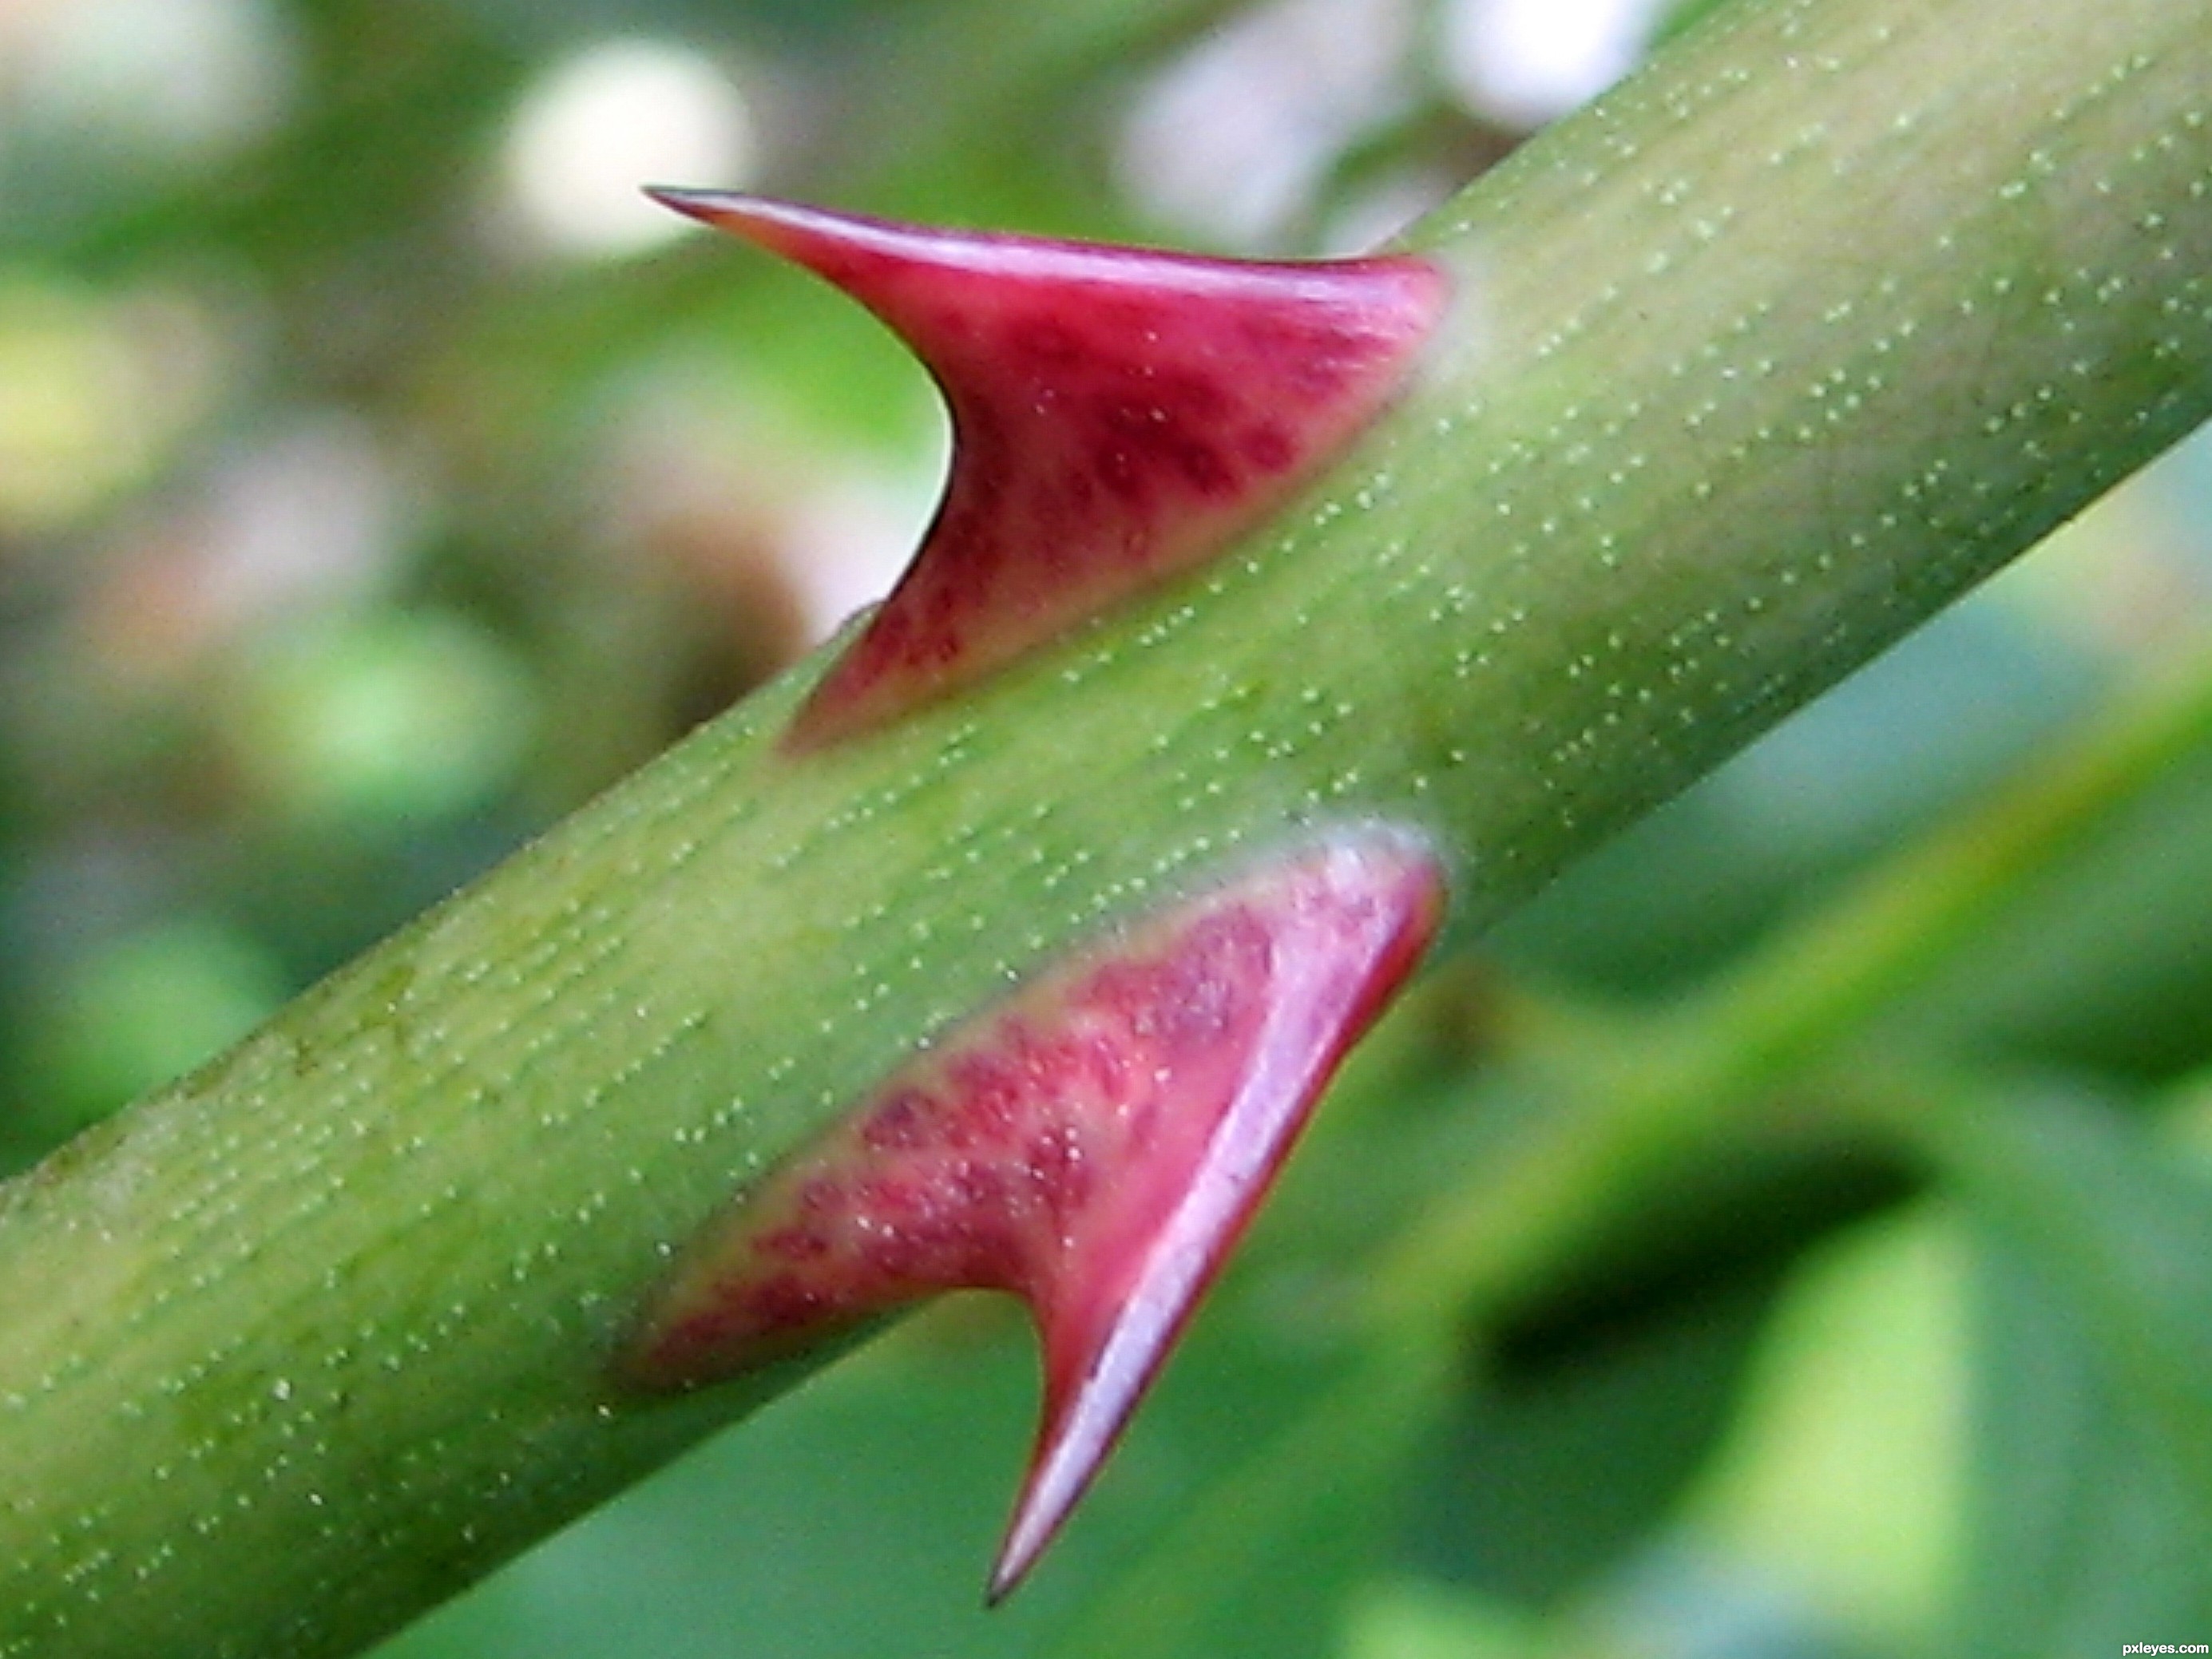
{"left": 625, "top": 832, "right": 1445, "bottom": 1598}
{"left": 649, "top": 189, "right": 1449, "bottom": 750}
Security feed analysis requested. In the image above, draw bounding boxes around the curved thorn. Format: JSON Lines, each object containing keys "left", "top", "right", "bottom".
{"left": 624, "top": 830, "right": 1444, "bottom": 1598}
{"left": 651, "top": 189, "right": 1450, "bottom": 749}
{"left": 986, "top": 837, "right": 1441, "bottom": 1598}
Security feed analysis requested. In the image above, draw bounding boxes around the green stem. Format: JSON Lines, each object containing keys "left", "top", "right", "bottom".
{"left": 6, "top": 0, "right": 2212, "bottom": 1653}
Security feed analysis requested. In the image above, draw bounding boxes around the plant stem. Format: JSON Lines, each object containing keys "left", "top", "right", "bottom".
{"left": 5, "top": 0, "right": 2212, "bottom": 1653}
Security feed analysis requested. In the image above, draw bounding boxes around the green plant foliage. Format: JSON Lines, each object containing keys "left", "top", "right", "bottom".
{"left": 1964, "top": 1216, "right": 2212, "bottom": 1653}
{"left": 4, "top": 0, "right": 2212, "bottom": 1655}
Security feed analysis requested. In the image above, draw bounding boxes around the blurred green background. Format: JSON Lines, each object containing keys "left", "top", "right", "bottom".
{"left": 6, "top": 1, "right": 2212, "bottom": 1654}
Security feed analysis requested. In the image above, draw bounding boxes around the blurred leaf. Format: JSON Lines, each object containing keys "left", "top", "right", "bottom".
{"left": 1897, "top": 1081, "right": 2212, "bottom": 1517}
{"left": 1885, "top": 743, "right": 2212, "bottom": 1082}
{"left": 222, "top": 608, "right": 536, "bottom": 832}
{"left": 1686, "top": 1210, "right": 1964, "bottom": 1655}
{"left": 1401, "top": 1264, "right": 1778, "bottom": 1610}
{"left": 1342, "top": 1575, "right": 1534, "bottom": 1659}
{"left": 1578, "top": 1545, "right": 1876, "bottom": 1659}
{"left": 1043, "top": 1331, "right": 1453, "bottom": 1659}
{"left": 1957, "top": 1218, "right": 2212, "bottom": 1656}
{"left": 29, "top": 913, "right": 287, "bottom": 1135}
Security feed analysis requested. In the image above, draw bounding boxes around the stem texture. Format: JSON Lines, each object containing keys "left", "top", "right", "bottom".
{"left": 2, "top": 0, "right": 2210, "bottom": 1652}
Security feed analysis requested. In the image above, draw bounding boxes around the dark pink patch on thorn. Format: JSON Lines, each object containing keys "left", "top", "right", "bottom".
{"left": 648, "top": 189, "right": 1449, "bottom": 749}
{"left": 626, "top": 831, "right": 1445, "bottom": 1600}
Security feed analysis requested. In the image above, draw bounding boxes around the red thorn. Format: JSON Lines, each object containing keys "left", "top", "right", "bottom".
{"left": 625, "top": 831, "right": 1445, "bottom": 1598}
{"left": 651, "top": 189, "right": 1449, "bottom": 749}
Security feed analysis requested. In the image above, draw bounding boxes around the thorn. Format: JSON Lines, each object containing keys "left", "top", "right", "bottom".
{"left": 984, "top": 836, "right": 1441, "bottom": 1598}
{"left": 624, "top": 830, "right": 1444, "bottom": 1598}
{"left": 650, "top": 189, "right": 1450, "bottom": 749}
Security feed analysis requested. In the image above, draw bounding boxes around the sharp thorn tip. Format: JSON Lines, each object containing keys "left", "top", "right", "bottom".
{"left": 644, "top": 184, "right": 763, "bottom": 225}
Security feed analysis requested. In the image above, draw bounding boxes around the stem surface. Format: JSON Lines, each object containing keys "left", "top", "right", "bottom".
{"left": 4, "top": 0, "right": 2210, "bottom": 1652}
